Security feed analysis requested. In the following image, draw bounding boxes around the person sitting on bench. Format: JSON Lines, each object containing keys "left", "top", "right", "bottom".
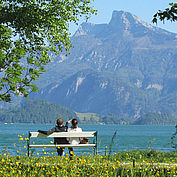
{"left": 38, "top": 117, "right": 72, "bottom": 156}
{"left": 67, "top": 119, "right": 82, "bottom": 157}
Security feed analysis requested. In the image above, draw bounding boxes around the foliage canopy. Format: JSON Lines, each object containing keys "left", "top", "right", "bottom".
{"left": 153, "top": 3, "right": 177, "bottom": 23}
{"left": 0, "top": 0, "right": 96, "bottom": 102}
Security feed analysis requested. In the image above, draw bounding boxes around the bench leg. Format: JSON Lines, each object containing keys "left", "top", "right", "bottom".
{"left": 27, "top": 141, "right": 30, "bottom": 157}
{"left": 96, "top": 131, "right": 98, "bottom": 155}
{"left": 27, "top": 132, "right": 30, "bottom": 157}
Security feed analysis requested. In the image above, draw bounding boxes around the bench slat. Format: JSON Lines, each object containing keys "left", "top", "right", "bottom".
{"left": 30, "top": 132, "right": 96, "bottom": 138}
{"left": 29, "top": 144, "right": 96, "bottom": 148}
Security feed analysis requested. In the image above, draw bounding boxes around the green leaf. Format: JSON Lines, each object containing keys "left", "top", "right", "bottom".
{"left": 0, "top": 0, "right": 97, "bottom": 102}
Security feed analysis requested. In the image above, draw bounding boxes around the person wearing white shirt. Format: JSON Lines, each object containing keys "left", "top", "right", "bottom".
{"left": 66, "top": 119, "right": 82, "bottom": 157}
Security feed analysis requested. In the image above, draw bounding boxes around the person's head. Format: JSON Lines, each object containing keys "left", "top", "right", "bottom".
{"left": 56, "top": 118, "right": 63, "bottom": 126}
{"left": 71, "top": 119, "right": 78, "bottom": 129}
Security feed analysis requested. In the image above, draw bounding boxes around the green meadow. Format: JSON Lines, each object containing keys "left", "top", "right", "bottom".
{"left": 1, "top": 145, "right": 177, "bottom": 176}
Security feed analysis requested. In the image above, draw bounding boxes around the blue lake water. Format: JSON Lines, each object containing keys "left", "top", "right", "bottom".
{"left": 0, "top": 124, "right": 176, "bottom": 156}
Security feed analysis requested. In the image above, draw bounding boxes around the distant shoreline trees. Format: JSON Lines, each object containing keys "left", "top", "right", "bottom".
{"left": 0, "top": 99, "right": 77, "bottom": 124}
{"left": 0, "top": 99, "right": 175, "bottom": 125}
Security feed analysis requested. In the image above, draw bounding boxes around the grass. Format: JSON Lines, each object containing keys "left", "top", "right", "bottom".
{"left": 0, "top": 149, "right": 177, "bottom": 176}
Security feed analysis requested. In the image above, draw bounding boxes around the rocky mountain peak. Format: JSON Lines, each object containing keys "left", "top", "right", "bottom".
{"left": 73, "top": 22, "right": 95, "bottom": 37}
{"left": 109, "top": 10, "right": 153, "bottom": 31}
{"left": 74, "top": 10, "right": 156, "bottom": 38}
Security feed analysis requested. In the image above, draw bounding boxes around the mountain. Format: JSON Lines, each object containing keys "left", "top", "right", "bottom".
{"left": 0, "top": 99, "right": 77, "bottom": 124}
{"left": 36, "top": 11, "right": 177, "bottom": 88}
{"left": 63, "top": 10, "right": 177, "bottom": 72}
{"left": 133, "top": 113, "right": 177, "bottom": 125}
{"left": 3, "top": 10, "right": 177, "bottom": 124}
{"left": 35, "top": 69, "right": 148, "bottom": 118}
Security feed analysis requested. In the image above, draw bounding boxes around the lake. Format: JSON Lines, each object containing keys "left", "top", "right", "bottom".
{"left": 0, "top": 124, "right": 176, "bottom": 156}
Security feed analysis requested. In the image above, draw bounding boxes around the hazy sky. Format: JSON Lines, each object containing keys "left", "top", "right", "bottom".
{"left": 69, "top": 0, "right": 177, "bottom": 35}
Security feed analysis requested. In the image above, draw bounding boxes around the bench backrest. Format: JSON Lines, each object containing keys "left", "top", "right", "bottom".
{"left": 29, "top": 131, "right": 97, "bottom": 138}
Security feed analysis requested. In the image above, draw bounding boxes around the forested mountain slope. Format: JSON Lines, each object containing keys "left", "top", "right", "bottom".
{"left": 0, "top": 99, "right": 77, "bottom": 124}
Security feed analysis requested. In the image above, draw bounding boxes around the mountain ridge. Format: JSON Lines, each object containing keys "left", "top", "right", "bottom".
{"left": 74, "top": 10, "right": 177, "bottom": 41}
{"left": 30, "top": 10, "right": 177, "bottom": 120}
{"left": 2, "top": 10, "right": 177, "bottom": 123}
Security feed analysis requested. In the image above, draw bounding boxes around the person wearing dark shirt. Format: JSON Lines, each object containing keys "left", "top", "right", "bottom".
{"left": 38, "top": 118, "right": 69, "bottom": 156}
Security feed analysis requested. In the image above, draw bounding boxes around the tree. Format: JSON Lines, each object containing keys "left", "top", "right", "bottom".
{"left": 0, "top": 0, "right": 96, "bottom": 102}
{"left": 153, "top": 3, "right": 177, "bottom": 23}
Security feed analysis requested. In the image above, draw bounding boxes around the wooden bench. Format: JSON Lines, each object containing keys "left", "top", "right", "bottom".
{"left": 27, "top": 131, "right": 98, "bottom": 156}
